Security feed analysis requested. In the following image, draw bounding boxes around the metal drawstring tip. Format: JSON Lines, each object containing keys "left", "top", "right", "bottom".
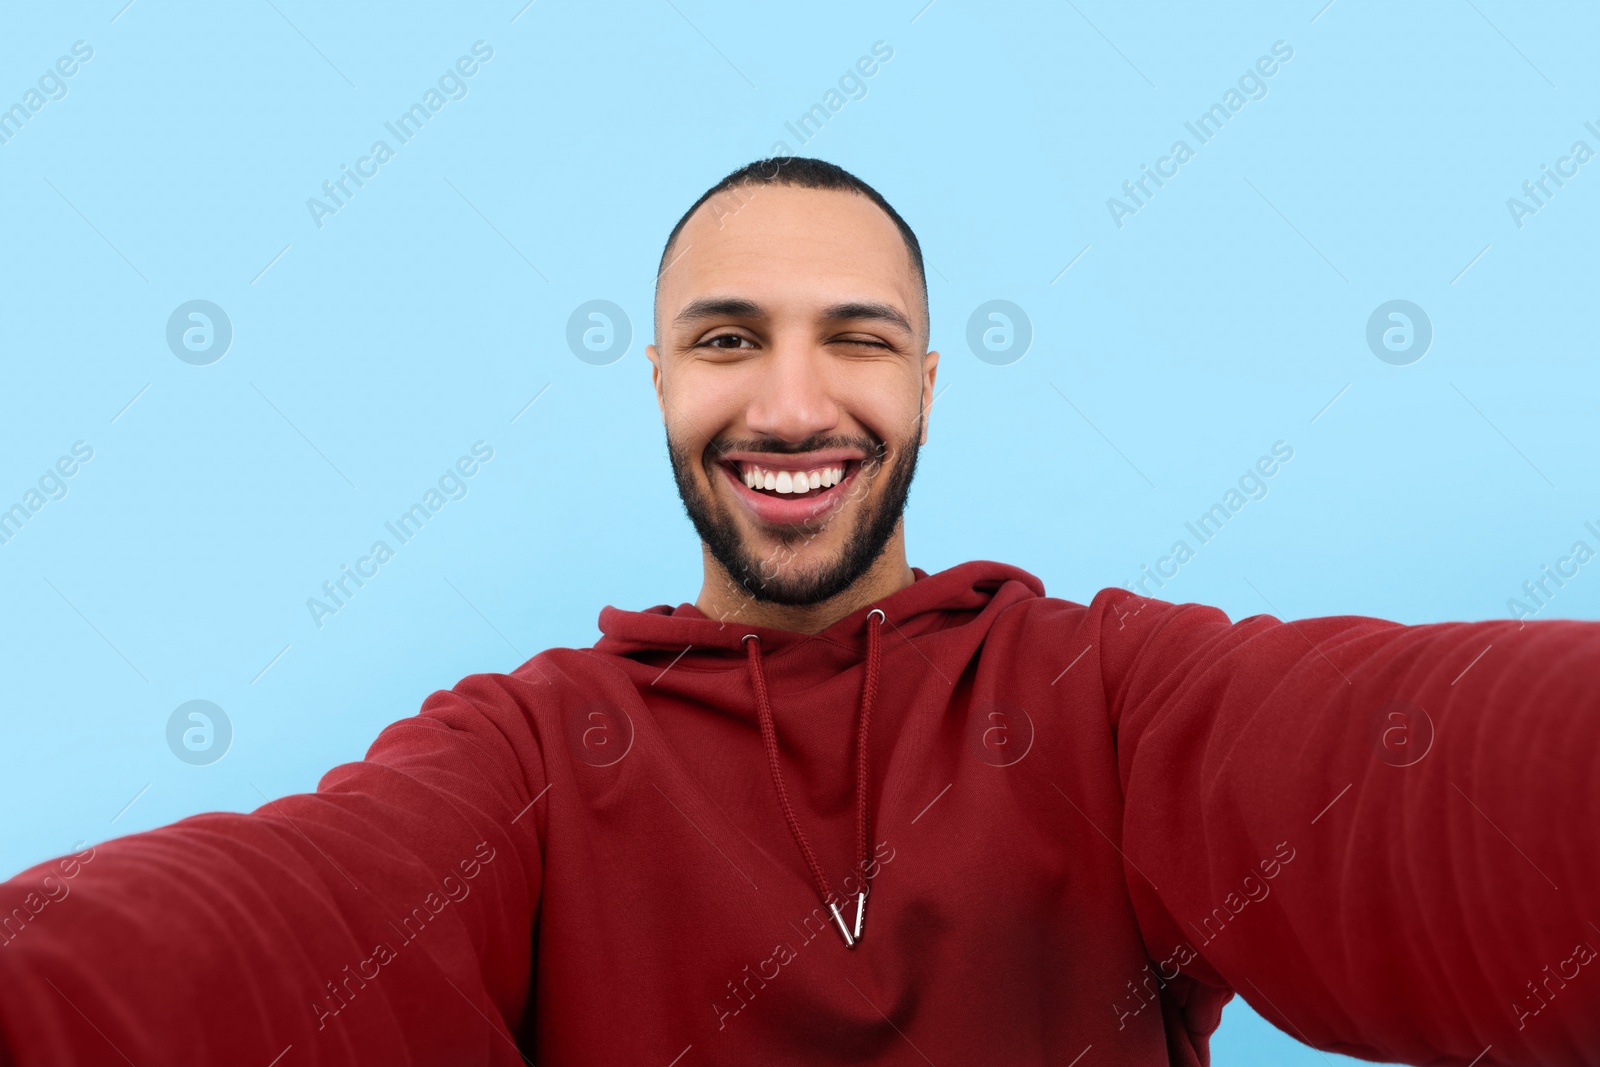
{"left": 852, "top": 890, "right": 866, "bottom": 942}
{"left": 829, "top": 900, "right": 857, "bottom": 949}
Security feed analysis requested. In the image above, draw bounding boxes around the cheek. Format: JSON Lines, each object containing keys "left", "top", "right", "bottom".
{"left": 667, "top": 366, "right": 746, "bottom": 435}
{"left": 857, "top": 396, "right": 923, "bottom": 453}
{"left": 834, "top": 363, "right": 920, "bottom": 432}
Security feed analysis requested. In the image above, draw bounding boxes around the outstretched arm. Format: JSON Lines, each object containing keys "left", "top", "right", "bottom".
{"left": 0, "top": 670, "right": 548, "bottom": 1067}
{"left": 1097, "top": 588, "right": 1600, "bottom": 1065}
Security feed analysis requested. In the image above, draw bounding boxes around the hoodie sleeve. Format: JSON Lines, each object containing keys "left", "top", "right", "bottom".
{"left": 1095, "top": 587, "right": 1600, "bottom": 1066}
{"left": 0, "top": 670, "right": 547, "bottom": 1067}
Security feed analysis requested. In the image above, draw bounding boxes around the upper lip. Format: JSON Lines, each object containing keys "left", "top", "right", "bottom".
{"left": 714, "top": 448, "right": 867, "bottom": 468}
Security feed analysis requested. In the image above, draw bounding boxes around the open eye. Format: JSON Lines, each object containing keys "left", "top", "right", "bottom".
{"left": 697, "top": 332, "right": 756, "bottom": 350}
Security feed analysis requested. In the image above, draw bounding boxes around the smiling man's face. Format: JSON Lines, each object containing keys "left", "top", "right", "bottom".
{"left": 646, "top": 182, "right": 938, "bottom": 607}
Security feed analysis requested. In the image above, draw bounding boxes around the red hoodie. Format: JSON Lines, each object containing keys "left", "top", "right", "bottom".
{"left": 2, "top": 560, "right": 1598, "bottom": 1065}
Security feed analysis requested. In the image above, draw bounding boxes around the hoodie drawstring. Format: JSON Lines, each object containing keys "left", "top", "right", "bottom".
{"left": 743, "top": 607, "right": 884, "bottom": 950}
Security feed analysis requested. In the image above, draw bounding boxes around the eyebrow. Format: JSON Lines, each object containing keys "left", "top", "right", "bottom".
{"left": 671, "top": 297, "right": 915, "bottom": 336}
{"left": 673, "top": 297, "right": 763, "bottom": 327}
{"left": 821, "top": 301, "right": 915, "bottom": 336}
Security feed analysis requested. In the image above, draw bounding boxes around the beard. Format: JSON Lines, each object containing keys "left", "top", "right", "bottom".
{"left": 667, "top": 424, "right": 921, "bottom": 606}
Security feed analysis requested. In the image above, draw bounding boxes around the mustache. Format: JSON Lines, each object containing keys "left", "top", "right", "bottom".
{"left": 704, "top": 434, "right": 887, "bottom": 461}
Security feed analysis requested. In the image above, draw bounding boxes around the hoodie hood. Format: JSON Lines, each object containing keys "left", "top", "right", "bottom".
{"left": 593, "top": 559, "right": 1047, "bottom": 664}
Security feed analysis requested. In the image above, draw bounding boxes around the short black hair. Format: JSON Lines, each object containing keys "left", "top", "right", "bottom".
{"left": 655, "top": 156, "right": 929, "bottom": 343}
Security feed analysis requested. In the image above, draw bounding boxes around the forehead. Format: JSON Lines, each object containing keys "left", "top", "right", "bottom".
{"left": 658, "top": 184, "right": 921, "bottom": 331}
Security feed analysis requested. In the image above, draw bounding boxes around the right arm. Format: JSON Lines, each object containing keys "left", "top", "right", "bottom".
{"left": 0, "top": 670, "right": 548, "bottom": 1067}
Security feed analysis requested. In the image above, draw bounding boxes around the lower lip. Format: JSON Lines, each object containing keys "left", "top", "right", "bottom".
{"left": 719, "top": 463, "right": 857, "bottom": 526}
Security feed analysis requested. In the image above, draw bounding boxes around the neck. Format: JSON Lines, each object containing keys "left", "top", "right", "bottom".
{"left": 694, "top": 530, "right": 915, "bottom": 635}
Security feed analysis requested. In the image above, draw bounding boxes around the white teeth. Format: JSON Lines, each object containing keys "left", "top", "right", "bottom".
{"left": 739, "top": 463, "right": 848, "bottom": 493}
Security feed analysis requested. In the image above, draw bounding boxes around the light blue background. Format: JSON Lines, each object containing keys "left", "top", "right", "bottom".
{"left": 3, "top": 2, "right": 1596, "bottom": 1062}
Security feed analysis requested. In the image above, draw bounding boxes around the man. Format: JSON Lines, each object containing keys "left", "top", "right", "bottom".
{"left": 1, "top": 158, "right": 1596, "bottom": 1066}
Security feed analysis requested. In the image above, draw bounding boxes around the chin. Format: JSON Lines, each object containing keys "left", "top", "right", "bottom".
{"left": 742, "top": 549, "right": 845, "bottom": 599}
{"left": 729, "top": 530, "right": 899, "bottom": 606}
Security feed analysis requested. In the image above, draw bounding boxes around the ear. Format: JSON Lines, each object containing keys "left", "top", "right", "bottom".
{"left": 918, "top": 350, "right": 939, "bottom": 445}
{"left": 645, "top": 343, "right": 667, "bottom": 423}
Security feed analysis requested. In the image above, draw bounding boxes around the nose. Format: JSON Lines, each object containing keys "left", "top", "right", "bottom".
{"left": 744, "top": 336, "right": 840, "bottom": 444}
